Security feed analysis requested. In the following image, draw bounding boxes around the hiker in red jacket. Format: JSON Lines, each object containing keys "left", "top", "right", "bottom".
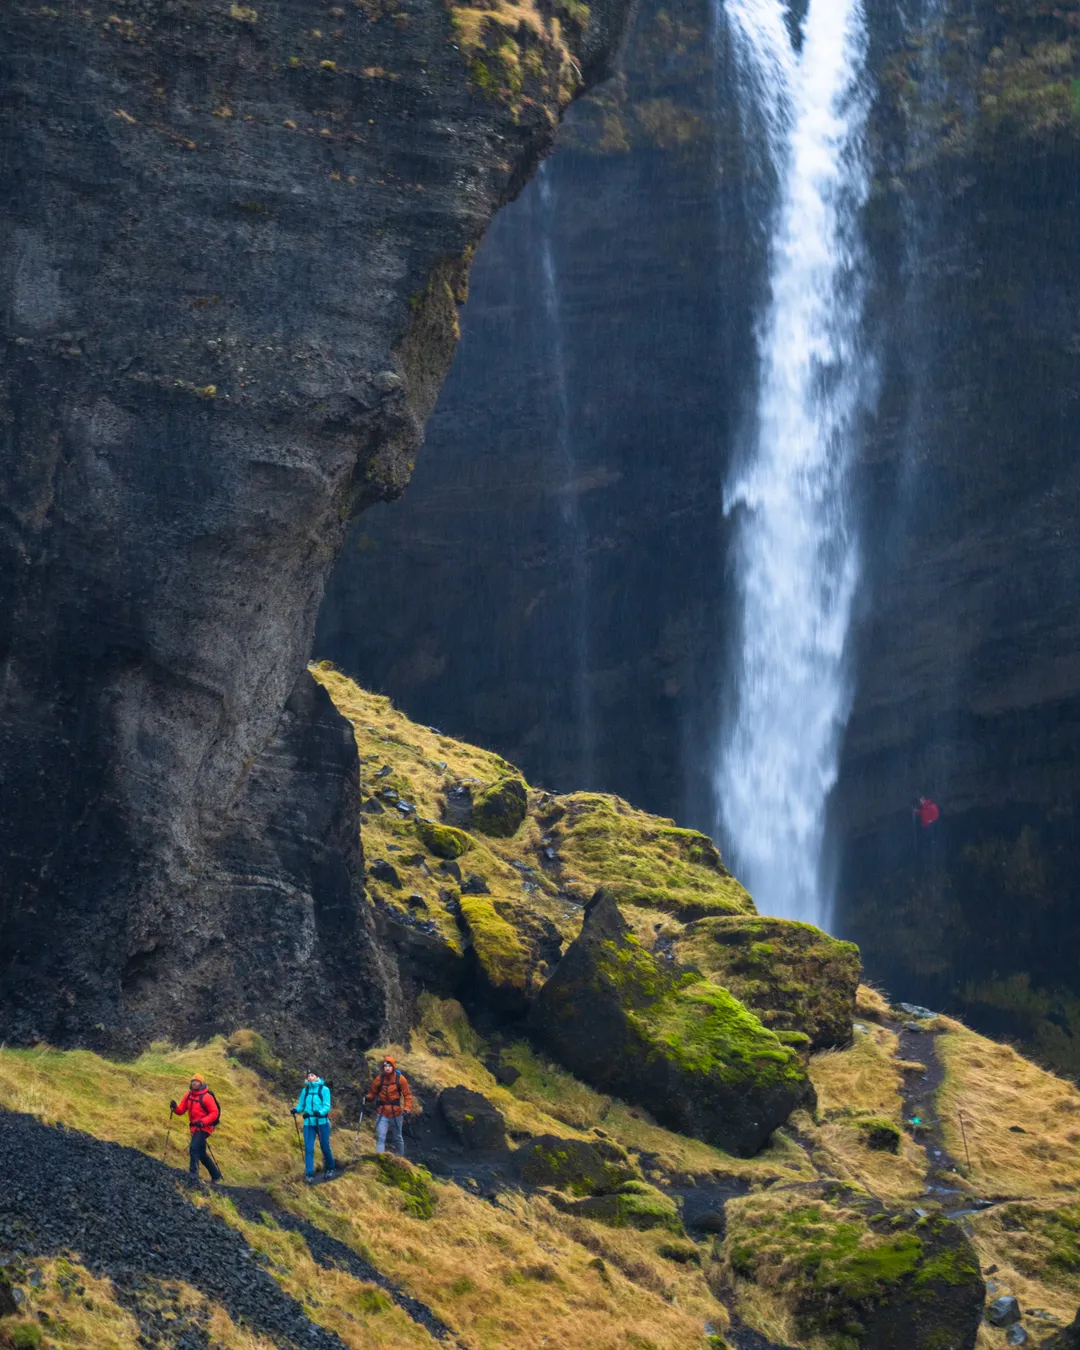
{"left": 170, "top": 1074, "right": 222, "bottom": 1183}
{"left": 914, "top": 797, "right": 940, "bottom": 829}
{"left": 366, "top": 1056, "right": 415, "bottom": 1157}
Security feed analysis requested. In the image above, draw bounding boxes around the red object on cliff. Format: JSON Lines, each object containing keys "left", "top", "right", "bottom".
{"left": 915, "top": 797, "right": 940, "bottom": 828}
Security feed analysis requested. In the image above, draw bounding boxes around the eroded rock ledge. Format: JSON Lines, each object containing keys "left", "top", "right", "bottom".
{"left": 0, "top": 0, "right": 632, "bottom": 1056}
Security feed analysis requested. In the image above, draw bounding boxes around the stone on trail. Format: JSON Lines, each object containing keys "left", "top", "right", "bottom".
{"left": 1008, "top": 1327, "right": 1029, "bottom": 1346}
{"left": 898, "top": 1002, "right": 937, "bottom": 1020}
{"left": 530, "top": 890, "right": 811, "bottom": 1156}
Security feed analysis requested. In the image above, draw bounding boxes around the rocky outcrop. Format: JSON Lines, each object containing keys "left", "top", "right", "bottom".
{"left": 531, "top": 891, "right": 810, "bottom": 1155}
{"left": 0, "top": 0, "right": 632, "bottom": 1050}
{"left": 675, "top": 916, "right": 860, "bottom": 1051}
{"left": 721, "top": 1183, "right": 985, "bottom": 1350}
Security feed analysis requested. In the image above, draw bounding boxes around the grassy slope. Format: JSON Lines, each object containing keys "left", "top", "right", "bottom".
{"left": 6, "top": 682, "right": 1080, "bottom": 1348}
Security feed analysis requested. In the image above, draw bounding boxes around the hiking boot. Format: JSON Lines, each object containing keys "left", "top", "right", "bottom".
{"left": 304, "top": 1175, "right": 316, "bottom": 1184}
{"left": 324, "top": 1168, "right": 336, "bottom": 1180}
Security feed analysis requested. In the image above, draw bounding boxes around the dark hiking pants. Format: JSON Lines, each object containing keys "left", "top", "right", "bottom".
{"left": 189, "top": 1131, "right": 221, "bottom": 1181}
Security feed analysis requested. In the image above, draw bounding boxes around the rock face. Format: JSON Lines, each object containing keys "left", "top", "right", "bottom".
{"left": 0, "top": 0, "right": 631, "bottom": 1049}
{"left": 531, "top": 891, "right": 809, "bottom": 1155}
{"left": 674, "top": 916, "right": 860, "bottom": 1051}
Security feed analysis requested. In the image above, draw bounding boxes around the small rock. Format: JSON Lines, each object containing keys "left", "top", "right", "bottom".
{"left": 360, "top": 797, "right": 384, "bottom": 815}
{"left": 906, "top": 1021, "right": 925, "bottom": 1033}
{"left": 372, "top": 370, "right": 403, "bottom": 393}
{"left": 493, "top": 1063, "right": 520, "bottom": 1087}
{"left": 375, "top": 764, "right": 393, "bottom": 778}
{"left": 438, "top": 859, "right": 462, "bottom": 882}
{"left": 898, "top": 1002, "right": 937, "bottom": 1019}
{"left": 369, "top": 859, "right": 401, "bottom": 889}
{"left": 1009, "top": 1125, "right": 1027, "bottom": 1134}
{"left": 1007, "top": 1327, "right": 1028, "bottom": 1346}
{"left": 988, "top": 1296, "right": 1022, "bottom": 1328}
{"left": 461, "top": 873, "right": 490, "bottom": 895}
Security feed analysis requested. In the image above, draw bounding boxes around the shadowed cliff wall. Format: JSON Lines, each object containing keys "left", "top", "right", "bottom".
{"left": 0, "top": 0, "right": 632, "bottom": 1056}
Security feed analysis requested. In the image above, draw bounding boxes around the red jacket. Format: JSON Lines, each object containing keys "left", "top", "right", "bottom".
{"left": 916, "top": 799, "right": 940, "bottom": 828}
{"left": 174, "top": 1088, "right": 220, "bottom": 1135}
{"left": 366, "top": 1059, "right": 414, "bottom": 1118}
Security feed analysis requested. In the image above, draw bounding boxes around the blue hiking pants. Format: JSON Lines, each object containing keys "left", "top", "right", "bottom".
{"left": 303, "top": 1121, "right": 335, "bottom": 1177}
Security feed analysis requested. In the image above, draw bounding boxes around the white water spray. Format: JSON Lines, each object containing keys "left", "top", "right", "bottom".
{"left": 717, "top": 0, "right": 875, "bottom": 926}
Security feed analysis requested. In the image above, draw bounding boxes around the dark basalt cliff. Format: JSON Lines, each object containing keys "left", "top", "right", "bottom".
{"left": 317, "top": 0, "right": 1080, "bottom": 1068}
{"left": 0, "top": 0, "right": 632, "bottom": 1055}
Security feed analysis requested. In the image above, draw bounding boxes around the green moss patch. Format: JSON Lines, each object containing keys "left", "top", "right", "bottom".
{"left": 416, "top": 820, "right": 472, "bottom": 859}
{"left": 368, "top": 1153, "right": 436, "bottom": 1220}
{"left": 516, "top": 1134, "right": 637, "bottom": 1195}
{"left": 562, "top": 1179, "right": 683, "bottom": 1233}
{"left": 553, "top": 794, "right": 754, "bottom": 921}
{"left": 675, "top": 916, "right": 860, "bottom": 1050}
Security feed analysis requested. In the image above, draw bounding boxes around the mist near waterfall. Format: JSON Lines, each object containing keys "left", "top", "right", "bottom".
{"left": 716, "top": 0, "right": 876, "bottom": 928}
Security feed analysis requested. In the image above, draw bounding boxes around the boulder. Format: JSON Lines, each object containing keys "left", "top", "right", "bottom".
{"left": 458, "top": 894, "right": 563, "bottom": 1014}
{"left": 857, "top": 1118, "right": 902, "bottom": 1153}
{"left": 723, "top": 1182, "right": 985, "bottom": 1350}
{"left": 674, "top": 915, "right": 860, "bottom": 1050}
{"left": 438, "top": 1086, "right": 508, "bottom": 1152}
{"left": 0, "top": 1270, "right": 17, "bottom": 1318}
{"left": 531, "top": 891, "right": 810, "bottom": 1156}
{"left": 416, "top": 820, "right": 472, "bottom": 860}
{"left": 472, "top": 778, "right": 528, "bottom": 837}
{"left": 515, "top": 1135, "right": 637, "bottom": 1195}
{"left": 988, "top": 1297, "right": 1022, "bottom": 1328}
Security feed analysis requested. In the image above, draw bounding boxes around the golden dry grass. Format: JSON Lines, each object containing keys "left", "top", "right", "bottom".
{"left": 935, "top": 1016, "right": 1080, "bottom": 1197}
{"left": 966, "top": 1201, "right": 1080, "bottom": 1341}
{"left": 810, "top": 1022, "right": 904, "bottom": 1119}
{"left": 855, "top": 983, "right": 892, "bottom": 1023}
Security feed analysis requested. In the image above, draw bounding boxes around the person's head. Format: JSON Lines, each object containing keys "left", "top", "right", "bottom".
{"left": 306, "top": 1071, "right": 318, "bottom": 1083}
{"left": 381, "top": 1056, "right": 396, "bottom": 1075}
{"left": 189, "top": 1075, "right": 206, "bottom": 1091}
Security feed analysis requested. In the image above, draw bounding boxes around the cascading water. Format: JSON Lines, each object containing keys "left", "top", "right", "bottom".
{"left": 537, "top": 162, "right": 595, "bottom": 787}
{"left": 716, "top": 0, "right": 876, "bottom": 926}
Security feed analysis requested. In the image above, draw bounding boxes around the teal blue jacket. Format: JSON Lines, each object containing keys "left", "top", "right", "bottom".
{"left": 295, "top": 1078, "right": 332, "bottom": 1126}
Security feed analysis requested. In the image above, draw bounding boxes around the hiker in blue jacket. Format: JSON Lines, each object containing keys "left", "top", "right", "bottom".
{"left": 292, "top": 1071, "right": 336, "bottom": 1183}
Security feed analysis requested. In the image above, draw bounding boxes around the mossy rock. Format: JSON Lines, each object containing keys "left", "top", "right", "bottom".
{"left": 458, "top": 892, "right": 563, "bottom": 1014}
{"left": 674, "top": 915, "right": 861, "bottom": 1050}
{"left": 552, "top": 793, "right": 754, "bottom": 921}
{"left": 857, "top": 1117, "right": 902, "bottom": 1153}
{"left": 368, "top": 1153, "right": 436, "bottom": 1220}
{"left": 416, "top": 820, "right": 472, "bottom": 859}
{"left": 560, "top": 1179, "right": 683, "bottom": 1233}
{"left": 438, "top": 1084, "right": 508, "bottom": 1152}
{"left": 516, "top": 1134, "right": 638, "bottom": 1195}
{"left": 472, "top": 777, "right": 528, "bottom": 837}
{"left": 724, "top": 1182, "right": 983, "bottom": 1350}
{"left": 530, "top": 891, "right": 810, "bottom": 1156}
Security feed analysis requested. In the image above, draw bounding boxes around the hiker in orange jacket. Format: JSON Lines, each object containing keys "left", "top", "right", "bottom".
{"left": 170, "top": 1074, "right": 222, "bottom": 1183}
{"left": 365, "top": 1056, "right": 414, "bottom": 1157}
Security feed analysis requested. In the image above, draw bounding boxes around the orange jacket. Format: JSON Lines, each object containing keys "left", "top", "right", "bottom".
{"left": 174, "top": 1087, "right": 220, "bottom": 1135}
{"left": 366, "top": 1059, "right": 414, "bottom": 1117}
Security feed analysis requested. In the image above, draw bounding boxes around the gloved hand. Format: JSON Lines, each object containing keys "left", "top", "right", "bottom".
{"left": 169, "top": 1100, "right": 177, "bottom": 1113}
{"left": 290, "top": 1106, "right": 299, "bottom": 1115}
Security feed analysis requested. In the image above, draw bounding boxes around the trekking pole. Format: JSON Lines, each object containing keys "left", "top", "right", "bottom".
{"left": 958, "top": 1110, "right": 972, "bottom": 1172}
{"left": 205, "top": 1135, "right": 224, "bottom": 1181}
{"left": 352, "top": 1107, "right": 365, "bottom": 1157}
{"left": 163, "top": 1112, "right": 174, "bottom": 1165}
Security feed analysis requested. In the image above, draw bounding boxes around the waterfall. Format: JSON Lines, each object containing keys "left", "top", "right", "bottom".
{"left": 537, "top": 162, "right": 595, "bottom": 787}
{"left": 716, "top": 0, "right": 875, "bottom": 926}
